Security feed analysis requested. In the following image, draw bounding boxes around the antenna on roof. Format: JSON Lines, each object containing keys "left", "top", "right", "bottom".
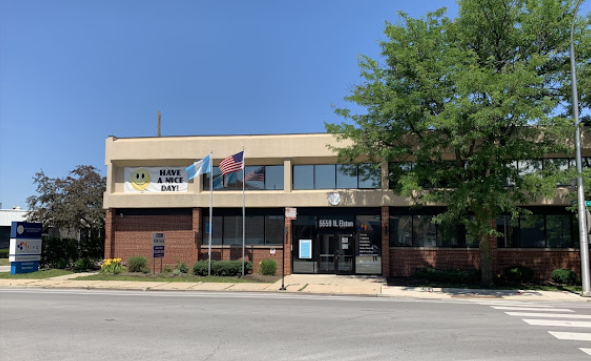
{"left": 157, "top": 111, "right": 161, "bottom": 137}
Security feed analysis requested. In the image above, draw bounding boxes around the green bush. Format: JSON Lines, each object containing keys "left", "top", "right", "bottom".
{"left": 174, "top": 259, "right": 189, "bottom": 275}
{"left": 192, "top": 260, "right": 253, "bottom": 276}
{"left": 128, "top": 256, "right": 148, "bottom": 273}
{"left": 551, "top": 269, "right": 577, "bottom": 285}
{"left": 163, "top": 265, "right": 173, "bottom": 273}
{"left": 259, "top": 259, "right": 277, "bottom": 276}
{"left": 73, "top": 257, "right": 96, "bottom": 271}
{"left": 0, "top": 249, "right": 8, "bottom": 258}
{"left": 414, "top": 267, "right": 479, "bottom": 284}
{"left": 503, "top": 265, "right": 534, "bottom": 284}
{"left": 41, "top": 236, "right": 78, "bottom": 269}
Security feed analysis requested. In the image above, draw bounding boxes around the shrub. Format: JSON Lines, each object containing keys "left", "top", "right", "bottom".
{"left": 41, "top": 236, "right": 78, "bottom": 269}
{"left": 259, "top": 259, "right": 277, "bottom": 276}
{"left": 174, "top": 259, "right": 189, "bottom": 275}
{"left": 100, "top": 258, "right": 125, "bottom": 274}
{"left": 413, "top": 267, "right": 479, "bottom": 284}
{"left": 192, "top": 260, "right": 253, "bottom": 276}
{"left": 551, "top": 269, "right": 577, "bottom": 285}
{"left": 73, "top": 257, "right": 96, "bottom": 271}
{"left": 163, "top": 265, "right": 173, "bottom": 273}
{"left": 503, "top": 265, "right": 534, "bottom": 284}
{"left": 0, "top": 249, "right": 8, "bottom": 258}
{"left": 128, "top": 256, "right": 148, "bottom": 273}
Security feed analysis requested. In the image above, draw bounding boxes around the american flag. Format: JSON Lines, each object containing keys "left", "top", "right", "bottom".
{"left": 245, "top": 166, "right": 265, "bottom": 182}
{"left": 219, "top": 151, "right": 244, "bottom": 175}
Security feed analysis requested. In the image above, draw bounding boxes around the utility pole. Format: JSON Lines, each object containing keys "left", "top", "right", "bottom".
{"left": 157, "top": 111, "right": 161, "bottom": 137}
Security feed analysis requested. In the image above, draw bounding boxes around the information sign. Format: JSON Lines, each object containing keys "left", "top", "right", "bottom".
{"left": 299, "top": 239, "right": 312, "bottom": 259}
{"left": 152, "top": 232, "right": 165, "bottom": 258}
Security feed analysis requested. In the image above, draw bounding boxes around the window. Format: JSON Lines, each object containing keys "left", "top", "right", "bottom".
{"left": 203, "top": 211, "right": 284, "bottom": 246}
{"left": 389, "top": 211, "right": 478, "bottom": 248}
{"left": 204, "top": 165, "right": 284, "bottom": 191}
{"left": 294, "top": 164, "right": 381, "bottom": 190}
{"left": 497, "top": 211, "right": 576, "bottom": 248}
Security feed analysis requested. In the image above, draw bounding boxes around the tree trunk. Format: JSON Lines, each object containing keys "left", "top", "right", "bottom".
{"left": 478, "top": 232, "right": 493, "bottom": 287}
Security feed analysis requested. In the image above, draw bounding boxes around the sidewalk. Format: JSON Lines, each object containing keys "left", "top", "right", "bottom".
{"left": 0, "top": 271, "right": 588, "bottom": 302}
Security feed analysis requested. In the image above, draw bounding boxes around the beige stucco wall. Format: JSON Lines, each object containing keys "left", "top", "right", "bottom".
{"left": 103, "top": 132, "right": 579, "bottom": 209}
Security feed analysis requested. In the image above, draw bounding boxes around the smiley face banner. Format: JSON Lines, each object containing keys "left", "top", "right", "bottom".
{"left": 124, "top": 167, "right": 188, "bottom": 193}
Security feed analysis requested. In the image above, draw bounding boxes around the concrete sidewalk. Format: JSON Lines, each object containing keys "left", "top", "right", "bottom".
{"left": 0, "top": 271, "right": 588, "bottom": 302}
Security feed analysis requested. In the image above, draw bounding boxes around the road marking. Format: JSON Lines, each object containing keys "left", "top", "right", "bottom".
{"left": 581, "top": 348, "right": 591, "bottom": 356}
{"left": 506, "top": 312, "right": 591, "bottom": 319}
{"left": 492, "top": 306, "right": 574, "bottom": 312}
{"left": 525, "top": 319, "right": 591, "bottom": 328}
{"left": 549, "top": 332, "right": 591, "bottom": 341}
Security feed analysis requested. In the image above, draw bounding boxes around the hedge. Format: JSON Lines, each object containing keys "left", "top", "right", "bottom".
{"left": 193, "top": 260, "right": 253, "bottom": 276}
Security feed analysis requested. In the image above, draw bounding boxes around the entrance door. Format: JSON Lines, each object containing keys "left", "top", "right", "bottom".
{"left": 317, "top": 233, "right": 354, "bottom": 274}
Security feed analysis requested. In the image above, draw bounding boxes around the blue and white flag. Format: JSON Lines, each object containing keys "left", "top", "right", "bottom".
{"left": 186, "top": 155, "right": 211, "bottom": 180}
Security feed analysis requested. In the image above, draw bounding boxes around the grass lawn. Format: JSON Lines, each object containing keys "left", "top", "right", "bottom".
{"left": 0, "top": 269, "right": 73, "bottom": 279}
{"left": 75, "top": 272, "right": 280, "bottom": 284}
{"left": 0, "top": 258, "right": 9, "bottom": 266}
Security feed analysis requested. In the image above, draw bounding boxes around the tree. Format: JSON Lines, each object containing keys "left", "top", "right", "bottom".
{"left": 26, "top": 165, "right": 106, "bottom": 239}
{"left": 326, "top": 0, "right": 591, "bottom": 286}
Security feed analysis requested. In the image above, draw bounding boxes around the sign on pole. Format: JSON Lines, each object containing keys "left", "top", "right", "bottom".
{"left": 285, "top": 207, "right": 297, "bottom": 220}
{"left": 152, "top": 232, "right": 165, "bottom": 258}
{"left": 9, "top": 222, "right": 43, "bottom": 274}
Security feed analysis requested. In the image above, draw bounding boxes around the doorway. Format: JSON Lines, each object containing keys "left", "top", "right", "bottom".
{"left": 317, "top": 233, "right": 354, "bottom": 274}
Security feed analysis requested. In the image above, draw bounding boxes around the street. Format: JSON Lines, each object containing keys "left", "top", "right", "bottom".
{"left": 2, "top": 290, "right": 591, "bottom": 361}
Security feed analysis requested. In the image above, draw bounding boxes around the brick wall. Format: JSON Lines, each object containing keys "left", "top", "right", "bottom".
{"left": 390, "top": 248, "right": 481, "bottom": 277}
{"left": 498, "top": 249, "right": 581, "bottom": 281}
{"left": 107, "top": 209, "right": 201, "bottom": 272}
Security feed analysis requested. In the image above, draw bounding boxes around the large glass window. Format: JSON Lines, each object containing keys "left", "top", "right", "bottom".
{"left": 293, "top": 165, "right": 314, "bottom": 190}
{"left": 315, "top": 165, "right": 336, "bottom": 189}
{"left": 265, "top": 166, "right": 284, "bottom": 190}
{"left": 389, "top": 215, "right": 412, "bottom": 247}
{"left": 497, "top": 212, "right": 575, "bottom": 248}
{"left": 204, "top": 165, "right": 284, "bottom": 191}
{"left": 203, "top": 211, "right": 284, "bottom": 246}
{"left": 294, "top": 164, "right": 381, "bottom": 190}
{"left": 413, "top": 215, "right": 437, "bottom": 247}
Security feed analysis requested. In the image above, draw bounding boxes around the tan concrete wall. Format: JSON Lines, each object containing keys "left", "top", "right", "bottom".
{"left": 103, "top": 133, "right": 579, "bottom": 209}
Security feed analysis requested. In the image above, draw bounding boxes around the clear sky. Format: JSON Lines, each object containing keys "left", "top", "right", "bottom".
{"left": 0, "top": 0, "right": 588, "bottom": 210}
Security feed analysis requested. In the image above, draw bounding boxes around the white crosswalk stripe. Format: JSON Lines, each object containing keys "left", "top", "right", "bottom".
{"left": 478, "top": 302, "right": 591, "bottom": 358}
{"left": 491, "top": 306, "right": 574, "bottom": 312}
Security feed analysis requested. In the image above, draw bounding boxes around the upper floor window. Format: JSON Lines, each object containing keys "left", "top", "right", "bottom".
{"left": 203, "top": 165, "right": 284, "bottom": 191}
{"left": 293, "top": 164, "right": 381, "bottom": 190}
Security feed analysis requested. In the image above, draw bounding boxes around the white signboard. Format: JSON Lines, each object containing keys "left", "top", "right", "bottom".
{"left": 124, "top": 167, "right": 188, "bottom": 193}
{"left": 9, "top": 238, "right": 42, "bottom": 262}
{"left": 285, "top": 207, "right": 297, "bottom": 220}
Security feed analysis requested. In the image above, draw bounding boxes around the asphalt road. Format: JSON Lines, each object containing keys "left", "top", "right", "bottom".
{"left": 3, "top": 289, "right": 591, "bottom": 361}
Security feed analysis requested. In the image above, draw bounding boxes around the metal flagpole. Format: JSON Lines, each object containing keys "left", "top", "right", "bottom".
{"left": 242, "top": 147, "right": 246, "bottom": 277}
{"left": 208, "top": 151, "right": 213, "bottom": 276}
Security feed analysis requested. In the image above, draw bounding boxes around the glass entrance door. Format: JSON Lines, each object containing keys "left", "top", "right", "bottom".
{"left": 317, "top": 233, "right": 354, "bottom": 274}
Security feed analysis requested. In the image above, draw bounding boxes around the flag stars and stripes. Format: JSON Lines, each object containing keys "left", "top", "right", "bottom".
{"left": 219, "top": 151, "right": 244, "bottom": 175}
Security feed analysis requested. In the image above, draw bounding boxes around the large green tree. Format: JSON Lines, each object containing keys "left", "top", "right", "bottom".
{"left": 326, "top": 0, "right": 591, "bottom": 285}
{"left": 26, "top": 165, "right": 106, "bottom": 239}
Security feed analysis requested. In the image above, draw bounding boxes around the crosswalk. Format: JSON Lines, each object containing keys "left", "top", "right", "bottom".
{"left": 475, "top": 301, "right": 591, "bottom": 358}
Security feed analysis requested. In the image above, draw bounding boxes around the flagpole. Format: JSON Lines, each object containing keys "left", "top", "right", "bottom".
{"left": 208, "top": 151, "right": 213, "bottom": 277}
{"left": 242, "top": 147, "right": 246, "bottom": 277}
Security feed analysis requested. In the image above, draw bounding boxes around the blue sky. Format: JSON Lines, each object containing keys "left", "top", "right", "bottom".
{"left": 0, "top": 1, "right": 588, "bottom": 210}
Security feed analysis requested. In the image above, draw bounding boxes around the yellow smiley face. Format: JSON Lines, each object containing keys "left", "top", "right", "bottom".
{"left": 130, "top": 168, "right": 151, "bottom": 191}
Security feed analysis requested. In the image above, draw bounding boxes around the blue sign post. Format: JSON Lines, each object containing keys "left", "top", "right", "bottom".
{"left": 9, "top": 222, "right": 43, "bottom": 274}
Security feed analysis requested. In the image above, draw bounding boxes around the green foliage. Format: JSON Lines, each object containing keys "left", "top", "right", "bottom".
{"left": 41, "top": 236, "right": 78, "bottom": 268}
{"left": 26, "top": 165, "right": 106, "bottom": 237}
{"left": 192, "top": 260, "right": 253, "bottom": 276}
{"left": 503, "top": 265, "right": 534, "bottom": 284}
{"left": 259, "top": 258, "right": 277, "bottom": 276}
{"left": 173, "top": 259, "right": 189, "bottom": 275}
{"left": 0, "top": 249, "right": 8, "bottom": 258}
{"left": 128, "top": 256, "right": 149, "bottom": 273}
{"left": 40, "top": 236, "right": 103, "bottom": 269}
{"left": 73, "top": 257, "right": 97, "bottom": 271}
{"left": 414, "top": 267, "right": 479, "bottom": 284}
{"left": 551, "top": 269, "right": 577, "bottom": 285}
{"left": 326, "top": 0, "right": 591, "bottom": 286}
{"left": 100, "top": 258, "right": 125, "bottom": 274}
{"left": 163, "top": 265, "right": 173, "bottom": 273}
